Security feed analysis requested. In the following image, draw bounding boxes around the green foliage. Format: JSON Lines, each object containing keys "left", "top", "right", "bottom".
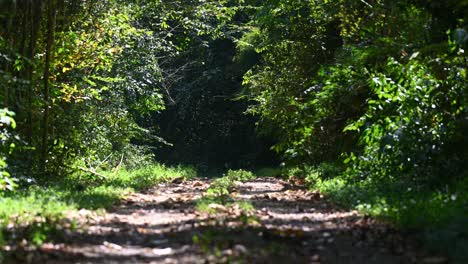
{"left": 0, "top": 0, "right": 170, "bottom": 178}
{"left": 205, "top": 169, "right": 255, "bottom": 198}
{"left": 225, "top": 169, "right": 255, "bottom": 182}
{"left": 281, "top": 162, "right": 342, "bottom": 183}
{"left": 198, "top": 169, "right": 256, "bottom": 212}
{"left": 0, "top": 0, "right": 466, "bottom": 260}
{"left": 310, "top": 162, "right": 342, "bottom": 181}
{"left": 207, "top": 177, "right": 235, "bottom": 198}
{"left": 244, "top": 2, "right": 468, "bottom": 259}
{"left": 0, "top": 0, "right": 275, "bottom": 180}
{"left": 243, "top": 0, "right": 346, "bottom": 164}
{"left": 304, "top": 165, "right": 468, "bottom": 262}
{"left": 343, "top": 53, "right": 467, "bottom": 184}
{"left": 101, "top": 164, "right": 197, "bottom": 191}
{"left": 244, "top": 0, "right": 467, "bottom": 184}
{"left": 149, "top": 0, "right": 276, "bottom": 169}
{"left": 196, "top": 196, "right": 232, "bottom": 213}
{"left": 45, "top": 2, "right": 165, "bottom": 173}
{"left": 0, "top": 109, "right": 16, "bottom": 192}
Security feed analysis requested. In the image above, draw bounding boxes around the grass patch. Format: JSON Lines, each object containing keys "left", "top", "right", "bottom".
{"left": 300, "top": 167, "right": 468, "bottom": 263}
{"left": 204, "top": 169, "right": 255, "bottom": 198}
{"left": 196, "top": 169, "right": 256, "bottom": 215}
{"left": 0, "top": 164, "right": 196, "bottom": 248}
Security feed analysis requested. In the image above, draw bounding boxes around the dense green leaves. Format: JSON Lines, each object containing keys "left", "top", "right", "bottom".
{"left": 150, "top": 0, "right": 276, "bottom": 169}
{"left": 0, "top": 0, "right": 465, "bottom": 189}
{"left": 244, "top": 0, "right": 467, "bottom": 185}
{"left": 0, "top": 109, "right": 16, "bottom": 192}
{"left": 345, "top": 55, "right": 466, "bottom": 184}
{"left": 0, "top": 0, "right": 467, "bottom": 260}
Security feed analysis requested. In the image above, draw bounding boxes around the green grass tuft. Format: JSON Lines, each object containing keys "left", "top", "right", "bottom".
{"left": 196, "top": 169, "right": 256, "bottom": 214}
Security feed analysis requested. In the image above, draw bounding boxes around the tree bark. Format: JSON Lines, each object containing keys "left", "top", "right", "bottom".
{"left": 3, "top": 0, "right": 17, "bottom": 108}
{"left": 41, "top": 0, "right": 56, "bottom": 173}
{"left": 26, "top": 0, "right": 43, "bottom": 143}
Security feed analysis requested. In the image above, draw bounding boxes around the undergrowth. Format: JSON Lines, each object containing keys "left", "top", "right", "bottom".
{"left": 294, "top": 164, "right": 468, "bottom": 263}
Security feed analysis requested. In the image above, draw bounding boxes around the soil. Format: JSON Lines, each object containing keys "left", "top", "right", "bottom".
{"left": 3, "top": 178, "right": 447, "bottom": 264}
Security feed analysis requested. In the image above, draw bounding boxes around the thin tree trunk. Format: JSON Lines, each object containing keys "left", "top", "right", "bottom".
{"left": 17, "top": 0, "right": 28, "bottom": 111}
{"left": 41, "top": 0, "right": 56, "bottom": 173}
{"left": 3, "top": 0, "right": 17, "bottom": 108}
{"left": 26, "top": 0, "right": 43, "bottom": 143}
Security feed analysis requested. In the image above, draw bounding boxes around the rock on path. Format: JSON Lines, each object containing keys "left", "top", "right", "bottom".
{"left": 5, "top": 178, "right": 441, "bottom": 264}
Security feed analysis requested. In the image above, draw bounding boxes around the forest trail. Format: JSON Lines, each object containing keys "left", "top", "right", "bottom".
{"left": 7, "top": 178, "right": 441, "bottom": 264}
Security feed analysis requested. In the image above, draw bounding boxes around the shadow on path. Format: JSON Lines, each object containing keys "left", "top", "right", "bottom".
{"left": 4, "top": 178, "right": 438, "bottom": 264}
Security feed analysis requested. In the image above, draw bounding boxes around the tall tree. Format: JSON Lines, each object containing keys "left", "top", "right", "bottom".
{"left": 41, "top": 0, "right": 56, "bottom": 173}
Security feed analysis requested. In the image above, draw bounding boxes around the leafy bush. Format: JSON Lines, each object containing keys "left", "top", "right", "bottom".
{"left": 0, "top": 109, "right": 16, "bottom": 192}
{"left": 344, "top": 53, "right": 467, "bottom": 185}
{"left": 205, "top": 169, "right": 255, "bottom": 198}
{"left": 306, "top": 166, "right": 468, "bottom": 263}
{"left": 225, "top": 169, "right": 255, "bottom": 182}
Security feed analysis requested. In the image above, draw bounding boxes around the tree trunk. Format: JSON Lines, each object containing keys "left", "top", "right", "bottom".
{"left": 26, "top": 0, "right": 43, "bottom": 143}
{"left": 3, "top": 0, "right": 17, "bottom": 108}
{"left": 41, "top": 0, "right": 56, "bottom": 173}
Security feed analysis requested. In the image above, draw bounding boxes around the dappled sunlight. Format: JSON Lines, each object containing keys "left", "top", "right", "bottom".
{"left": 4, "top": 178, "right": 433, "bottom": 263}
{"left": 1, "top": 0, "right": 464, "bottom": 262}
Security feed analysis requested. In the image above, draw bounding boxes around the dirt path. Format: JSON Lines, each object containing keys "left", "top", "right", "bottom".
{"left": 5, "top": 178, "right": 442, "bottom": 263}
